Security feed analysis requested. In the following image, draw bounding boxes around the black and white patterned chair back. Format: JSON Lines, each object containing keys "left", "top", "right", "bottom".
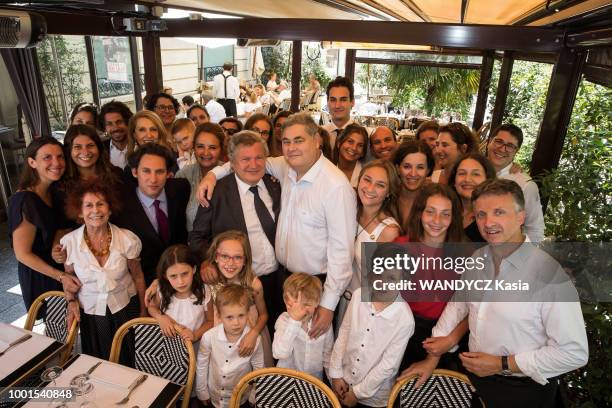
{"left": 43, "top": 296, "right": 68, "bottom": 343}
{"left": 398, "top": 373, "right": 476, "bottom": 408}
{"left": 253, "top": 374, "right": 334, "bottom": 408}
{"left": 133, "top": 324, "right": 189, "bottom": 385}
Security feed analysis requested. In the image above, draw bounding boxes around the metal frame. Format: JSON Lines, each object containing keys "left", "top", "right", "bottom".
{"left": 84, "top": 36, "right": 100, "bottom": 107}
{"left": 354, "top": 57, "right": 482, "bottom": 70}
{"left": 142, "top": 32, "right": 163, "bottom": 96}
{"left": 490, "top": 51, "right": 514, "bottom": 132}
{"left": 291, "top": 40, "right": 302, "bottom": 112}
{"left": 472, "top": 51, "right": 495, "bottom": 131}
{"left": 345, "top": 49, "right": 356, "bottom": 83}
{"left": 129, "top": 36, "right": 144, "bottom": 111}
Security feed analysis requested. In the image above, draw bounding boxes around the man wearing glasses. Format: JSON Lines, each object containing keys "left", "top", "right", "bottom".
{"left": 486, "top": 124, "right": 545, "bottom": 242}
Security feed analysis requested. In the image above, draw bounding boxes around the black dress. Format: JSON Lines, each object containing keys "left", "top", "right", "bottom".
{"left": 8, "top": 191, "right": 63, "bottom": 310}
{"left": 465, "top": 220, "right": 486, "bottom": 243}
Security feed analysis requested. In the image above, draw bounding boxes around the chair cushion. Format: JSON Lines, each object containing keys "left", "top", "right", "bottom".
{"left": 399, "top": 374, "right": 475, "bottom": 407}
{"left": 44, "top": 296, "right": 68, "bottom": 343}
{"left": 133, "top": 324, "right": 189, "bottom": 385}
{"left": 254, "top": 374, "right": 333, "bottom": 408}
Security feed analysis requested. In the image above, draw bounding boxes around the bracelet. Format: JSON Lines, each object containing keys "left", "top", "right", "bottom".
{"left": 67, "top": 299, "right": 77, "bottom": 303}
{"left": 58, "top": 272, "right": 64, "bottom": 283}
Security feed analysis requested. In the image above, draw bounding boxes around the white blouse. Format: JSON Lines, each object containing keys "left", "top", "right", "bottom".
{"left": 164, "top": 289, "right": 210, "bottom": 334}
{"left": 61, "top": 223, "right": 142, "bottom": 316}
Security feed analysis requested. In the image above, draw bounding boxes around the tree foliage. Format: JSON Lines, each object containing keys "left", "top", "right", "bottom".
{"left": 388, "top": 64, "right": 480, "bottom": 119}
{"left": 538, "top": 79, "right": 611, "bottom": 407}
{"left": 37, "top": 36, "right": 88, "bottom": 130}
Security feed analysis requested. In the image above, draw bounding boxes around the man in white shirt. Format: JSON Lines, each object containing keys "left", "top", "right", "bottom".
{"left": 201, "top": 91, "right": 227, "bottom": 123}
{"left": 99, "top": 101, "right": 132, "bottom": 168}
{"left": 322, "top": 76, "right": 356, "bottom": 150}
{"left": 201, "top": 113, "right": 357, "bottom": 339}
{"left": 401, "top": 179, "right": 588, "bottom": 408}
{"left": 213, "top": 62, "right": 240, "bottom": 118}
{"left": 487, "top": 124, "right": 545, "bottom": 241}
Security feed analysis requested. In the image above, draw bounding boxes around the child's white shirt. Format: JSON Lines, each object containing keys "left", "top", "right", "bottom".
{"left": 329, "top": 288, "right": 415, "bottom": 407}
{"left": 196, "top": 324, "right": 264, "bottom": 408}
{"left": 272, "top": 312, "right": 334, "bottom": 380}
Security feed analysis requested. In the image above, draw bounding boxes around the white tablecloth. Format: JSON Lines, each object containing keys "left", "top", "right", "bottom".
{"left": 0, "top": 323, "right": 55, "bottom": 381}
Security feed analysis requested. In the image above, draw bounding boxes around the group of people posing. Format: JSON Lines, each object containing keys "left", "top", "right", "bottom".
{"left": 8, "top": 75, "right": 587, "bottom": 408}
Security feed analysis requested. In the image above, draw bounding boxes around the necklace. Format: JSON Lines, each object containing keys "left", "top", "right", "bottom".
{"left": 357, "top": 211, "right": 381, "bottom": 240}
{"left": 84, "top": 224, "right": 112, "bottom": 257}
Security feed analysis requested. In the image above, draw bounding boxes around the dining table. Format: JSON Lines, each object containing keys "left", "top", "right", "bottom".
{"left": 15, "top": 353, "right": 184, "bottom": 408}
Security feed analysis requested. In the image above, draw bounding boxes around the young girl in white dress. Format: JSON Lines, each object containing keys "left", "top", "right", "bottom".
{"left": 206, "top": 230, "right": 273, "bottom": 367}
{"left": 148, "top": 244, "right": 214, "bottom": 350}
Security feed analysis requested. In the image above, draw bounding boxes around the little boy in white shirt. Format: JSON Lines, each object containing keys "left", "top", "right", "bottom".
{"left": 196, "top": 284, "right": 264, "bottom": 408}
{"left": 329, "top": 267, "right": 414, "bottom": 408}
{"left": 273, "top": 273, "right": 334, "bottom": 380}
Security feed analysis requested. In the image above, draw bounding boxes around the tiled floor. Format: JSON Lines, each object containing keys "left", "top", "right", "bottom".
{"left": 0, "top": 221, "right": 28, "bottom": 324}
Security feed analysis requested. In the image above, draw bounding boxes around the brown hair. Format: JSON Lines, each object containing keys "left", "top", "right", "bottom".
{"left": 195, "top": 122, "right": 225, "bottom": 153}
{"left": 415, "top": 120, "right": 440, "bottom": 140}
{"left": 127, "top": 110, "right": 171, "bottom": 156}
{"left": 356, "top": 159, "right": 401, "bottom": 224}
{"left": 206, "top": 230, "right": 255, "bottom": 288}
{"left": 447, "top": 153, "right": 497, "bottom": 196}
{"left": 156, "top": 244, "right": 206, "bottom": 312}
{"left": 333, "top": 124, "right": 369, "bottom": 164}
{"left": 438, "top": 122, "right": 479, "bottom": 154}
{"left": 65, "top": 180, "right": 121, "bottom": 224}
{"left": 63, "top": 124, "right": 118, "bottom": 186}
{"left": 18, "top": 137, "right": 64, "bottom": 190}
{"left": 405, "top": 183, "right": 466, "bottom": 243}
{"left": 283, "top": 272, "right": 322, "bottom": 303}
{"left": 392, "top": 140, "right": 435, "bottom": 177}
{"left": 215, "top": 283, "right": 253, "bottom": 313}
{"left": 317, "top": 126, "right": 333, "bottom": 161}
{"left": 471, "top": 179, "right": 525, "bottom": 211}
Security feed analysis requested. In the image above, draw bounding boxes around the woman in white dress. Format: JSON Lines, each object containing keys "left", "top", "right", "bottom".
{"left": 336, "top": 159, "right": 402, "bottom": 327}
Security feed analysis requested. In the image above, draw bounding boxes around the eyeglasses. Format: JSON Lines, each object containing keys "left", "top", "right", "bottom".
{"left": 155, "top": 105, "right": 175, "bottom": 112}
{"left": 223, "top": 127, "right": 239, "bottom": 135}
{"left": 216, "top": 253, "right": 244, "bottom": 264}
{"left": 252, "top": 127, "right": 271, "bottom": 137}
{"left": 491, "top": 138, "right": 519, "bottom": 153}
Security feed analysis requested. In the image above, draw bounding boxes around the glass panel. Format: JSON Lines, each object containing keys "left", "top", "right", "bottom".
{"left": 356, "top": 50, "right": 482, "bottom": 64}
{"left": 300, "top": 42, "right": 337, "bottom": 109}
{"left": 92, "top": 36, "right": 137, "bottom": 111}
{"left": 0, "top": 57, "right": 24, "bottom": 199}
{"left": 37, "top": 35, "right": 92, "bottom": 131}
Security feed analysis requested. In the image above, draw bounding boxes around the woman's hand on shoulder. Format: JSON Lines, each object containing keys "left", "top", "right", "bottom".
{"left": 156, "top": 315, "right": 177, "bottom": 337}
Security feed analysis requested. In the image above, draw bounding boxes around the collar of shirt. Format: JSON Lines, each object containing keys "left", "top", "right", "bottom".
{"left": 288, "top": 153, "right": 326, "bottom": 184}
{"left": 109, "top": 142, "right": 127, "bottom": 153}
{"left": 222, "top": 70, "right": 232, "bottom": 76}
{"left": 482, "top": 235, "right": 530, "bottom": 275}
{"left": 216, "top": 324, "right": 250, "bottom": 343}
{"left": 497, "top": 162, "right": 514, "bottom": 177}
{"left": 330, "top": 118, "right": 354, "bottom": 132}
{"left": 367, "top": 296, "right": 405, "bottom": 320}
{"left": 136, "top": 187, "right": 167, "bottom": 209}
{"left": 234, "top": 174, "right": 266, "bottom": 195}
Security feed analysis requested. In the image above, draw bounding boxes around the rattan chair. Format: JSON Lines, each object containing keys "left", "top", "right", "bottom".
{"left": 229, "top": 367, "right": 341, "bottom": 408}
{"left": 109, "top": 317, "right": 196, "bottom": 408}
{"left": 387, "top": 369, "right": 485, "bottom": 408}
{"left": 24, "top": 290, "right": 78, "bottom": 364}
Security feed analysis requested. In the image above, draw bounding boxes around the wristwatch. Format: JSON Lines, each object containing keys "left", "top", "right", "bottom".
{"left": 500, "top": 356, "right": 513, "bottom": 376}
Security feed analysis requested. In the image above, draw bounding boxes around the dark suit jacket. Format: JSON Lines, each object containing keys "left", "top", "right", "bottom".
{"left": 189, "top": 174, "right": 281, "bottom": 262}
{"left": 111, "top": 177, "right": 190, "bottom": 285}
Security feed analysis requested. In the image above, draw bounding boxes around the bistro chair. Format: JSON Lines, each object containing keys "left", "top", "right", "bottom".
{"left": 24, "top": 290, "right": 78, "bottom": 364}
{"left": 229, "top": 367, "right": 341, "bottom": 408}
{"left": 387, "top": 369, "right": 485, "bottom": 408}
{"left": 109, "top": 317, "right": 196, "bottom": 408}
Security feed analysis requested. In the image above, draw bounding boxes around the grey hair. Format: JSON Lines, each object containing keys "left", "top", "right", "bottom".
{"left": 227, "top": 130, "right": 269, "bottom": 162}
{"left": 201, "top": 91, "right": 214, "bottom": 102}
{"left": 280, "top": 112, "right": 318, "bottom": 138}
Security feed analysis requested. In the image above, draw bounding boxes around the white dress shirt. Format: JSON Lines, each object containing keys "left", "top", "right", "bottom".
{"left": 211, "top": 155, "right": 357, "bottom": 311}
{"left": 136, "top": 188, "right": 168, "bottom": 234}
{"left": 432, "top": 238, "right": 589, "bottom": 385}
{"left": 213, "top": 70, "right": 240, "bottom": 101}
{"left": 109, "top": 141, "right": 127, "bottom": 169}
{"left": 348, "top": 161, "right": 362, "bottom": 188}
{"left": 196, "top": 324, "right": 264, "bottom": 408}
{"left": 61, "top": 224, "right": 141, "bottom": 316}
{"left": 272, "top": 312, "right": 334, "bottom": 380}
{"left": 235, "top": 175, "right": 278, "bottom": 277}
{"left": 205, "top": 99, "right": 227, "bottom": 123}
{"left": 497, "top": 163, "right": 545, "bottom": 242}
{"left": 329, "top": 288, "right": 414, "bottom": 407}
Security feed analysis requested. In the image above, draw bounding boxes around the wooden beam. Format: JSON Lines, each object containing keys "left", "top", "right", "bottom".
{"left": 345, "top": 49, "right": 356, "bottom": 83}
{"left": 141, "top": 33, "right": 163, "bottom": 96}
{"left": 472, "top": 51, "right": 494, "bottom": 131}
{"left": 566, "top": 27, "right": 612, "bottom": 48}
{"left": 490, "top": 51, "right": 514, "bottom": 132}
{"left": 355, "top": 57, "right": 481, "bottom": 70}
{"left": 530, "top": 48, "right": 586, "bottom": 179}
{"left": 291, "top": 40, "right": 302, "bottom": 113}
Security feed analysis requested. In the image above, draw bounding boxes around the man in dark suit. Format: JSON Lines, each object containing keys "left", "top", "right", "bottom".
{"left": 190, "top": 130, "right": 281, "bottom": 332}
{"left": 99, "top": 101, "right": 132, "bottom": 169}
{"left": 112, "top": 143, "right": 190, "bottom": 285}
